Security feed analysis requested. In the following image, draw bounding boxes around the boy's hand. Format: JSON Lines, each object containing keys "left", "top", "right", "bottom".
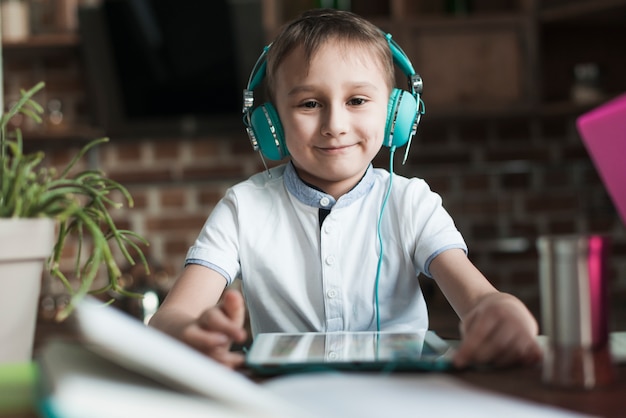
{"left": 453, "top": 292, "right": 543, "bottom": 369}
{"left": 179, "top": 289, "right": 248, "bottom": 368}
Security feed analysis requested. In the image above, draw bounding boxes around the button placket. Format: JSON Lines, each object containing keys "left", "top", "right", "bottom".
{"left": 319, "top": 215, "right": 343, "bottom": 331}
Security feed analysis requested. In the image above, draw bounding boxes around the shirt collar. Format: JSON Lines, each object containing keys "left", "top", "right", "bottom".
{"left": 284, "top": 162, "right": 376, "bottom": 210}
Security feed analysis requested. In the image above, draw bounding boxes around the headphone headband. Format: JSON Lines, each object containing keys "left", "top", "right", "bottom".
{"left": 242, "top": 31, "right": 425, "bottom": 163}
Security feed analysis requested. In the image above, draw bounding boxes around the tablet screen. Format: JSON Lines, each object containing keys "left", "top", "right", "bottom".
{"left": 246, "top": 331, "right": 453, "bottom": 374}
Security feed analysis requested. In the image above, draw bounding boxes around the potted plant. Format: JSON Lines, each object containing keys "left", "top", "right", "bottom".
{"left": 0, "top": 82, "right": 148, "bottom": 363}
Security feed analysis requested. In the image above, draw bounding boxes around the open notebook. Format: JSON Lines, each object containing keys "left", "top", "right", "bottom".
{"left": 576, "top": 93, "right": 626, "bottom": 225}
{"left": 35, "top": 297, "right": 594, "bottom": 418}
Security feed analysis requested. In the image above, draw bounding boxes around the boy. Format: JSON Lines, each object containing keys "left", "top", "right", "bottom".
{"left": 149, "top": 9, "right": 542, "bottom": 369}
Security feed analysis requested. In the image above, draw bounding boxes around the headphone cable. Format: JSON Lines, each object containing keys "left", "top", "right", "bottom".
{"left": 374, "top": 145, "right": 396, "bottom": 331}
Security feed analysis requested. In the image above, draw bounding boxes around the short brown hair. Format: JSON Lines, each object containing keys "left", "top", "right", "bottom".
{"left": 265, "top": 9, "right": 394, "bottom": 100}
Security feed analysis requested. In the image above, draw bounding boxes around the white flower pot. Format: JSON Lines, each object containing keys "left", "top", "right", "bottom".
{"left": 0, "top": 218, "right": 55, "bottom": 364}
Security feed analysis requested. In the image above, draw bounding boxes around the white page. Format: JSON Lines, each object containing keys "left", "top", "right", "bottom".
{"left": 73, "top": 297, "right": 312, "bottom": 418}
{"left": 263, "top": 372, "right": 597, "bottom": 418}
{"left": 39, "top": 341, "right": 255, "bottom": 418}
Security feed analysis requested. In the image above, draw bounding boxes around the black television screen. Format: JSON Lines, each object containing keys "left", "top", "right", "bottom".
{"left": 79, "top": 0, "right": 265, "bottom": 138}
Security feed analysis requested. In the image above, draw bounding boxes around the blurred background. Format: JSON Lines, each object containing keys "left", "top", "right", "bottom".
{"left": 3, "top": 0, "right": 624, "bottom": 336}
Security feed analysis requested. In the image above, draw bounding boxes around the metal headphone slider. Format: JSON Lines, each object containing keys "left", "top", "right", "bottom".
{"left": 410, "top": 74, "right": 423, "bottom": 96}
{"left": 242, "top": 89, "right": 254, "bottom": 114}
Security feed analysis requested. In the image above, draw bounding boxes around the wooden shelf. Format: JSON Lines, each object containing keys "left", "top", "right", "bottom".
{"left": 425, "top": 103, "right": 532, "bottom": 120}
{"left": 390, "top": 13, "right": 527, "bottom": 29}
{"left": 2, "top": 33, "right": 79, "bottom": 53}
{"left": 426, "top": 99, "right": 619, "bottom": 120}
{"left": 17, "top": 125, "right": 104, "bottom": 142}
{"left": 538, "top": 97, "right": 620, "bottom": 117}
{"left": 259, "top": 0, "right": 625, "bottom": 120}
{"left": 540, "top": 0, "right": 626, "bottom": 23}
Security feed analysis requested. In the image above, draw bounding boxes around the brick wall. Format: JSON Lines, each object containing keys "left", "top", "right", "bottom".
{"left": 394, "top": 115, "right": 626, "bottom": 297}
{"left": 31, "top": 113, "right": 626, "bottom": 326}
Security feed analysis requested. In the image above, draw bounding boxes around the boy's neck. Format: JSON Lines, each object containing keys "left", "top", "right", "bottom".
{"left": 290, "top": 162, "right": 369, "bottom": 200}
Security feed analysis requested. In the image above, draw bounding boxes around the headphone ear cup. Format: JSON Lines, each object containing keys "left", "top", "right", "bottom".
{"left": 385, "top": 88, "right": 418, "bottom": 148}
{"left": 249, "top": 102, "right": 288, "bottom": 160}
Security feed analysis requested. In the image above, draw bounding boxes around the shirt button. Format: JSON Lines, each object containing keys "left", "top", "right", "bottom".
{"left": 327, "top": 289, "right": 337, "bottom": 298}
{"left": 320, "top": 197, "right": 330, "bottom": 207}
{"left": 324, "top": 223, "right": 333, "bottom": 234}
{"left": 325, "top": 255, "right": 335, "bottom": 265}
{"left": 327, "top": 351, "right": 339, "bottom": 360}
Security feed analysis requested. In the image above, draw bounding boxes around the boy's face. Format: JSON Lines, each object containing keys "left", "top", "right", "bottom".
{"left": 274, "top": 40, "right": 391, "bottom": 199}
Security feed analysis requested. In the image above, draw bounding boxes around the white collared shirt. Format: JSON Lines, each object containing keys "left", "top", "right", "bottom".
{"left": 186, "top": 162, "right": 467, "bottom": 336}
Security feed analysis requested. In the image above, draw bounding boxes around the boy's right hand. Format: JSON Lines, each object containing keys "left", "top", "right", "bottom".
{"left": 179, "top": 289, "right": 248, "bottom": 368}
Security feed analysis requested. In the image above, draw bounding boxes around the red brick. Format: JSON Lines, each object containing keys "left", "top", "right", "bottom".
{"left": 541, "top": 170, "right": 570, "bottom": 188}
{"left": 145, "top": 215, "right": 207, "bottom": 232}
{"left": 411, "top": 151, "right": 471, "bottom": 166}
{"left": 462, "top": 173, "right": 490, "bottom": 190}
{"left": 110, "top": 168, "right": 173, "bottom": 184}
{"left": 470, "top": 223, "right": 499, "bottom": 239}
{"left": 450, "top": 196, "right": 513, "bottom": 215}
{"left": 563, "top": 143, "right": 592, "bottom": 160}
{"left": 231, "top": 136, "right": 258, "bottom": 156}
{"left": 457, "top": 120, "right": 491, "bottom": 144}
{"left": 546, "top": 220, "right": 577, "bottom": 234}
{"left": 495, "top": 117, "right": 532, "bottom": 141}
{"left": 525, "top": 193, "right": 579, "bottom": 213}
{"left": 500, "top": 172, "right": 531, "bottom": 189}
{"left": 153, "top": 142, "right": 180, "bottom": 160}
{"left": 183, "top": 165, "right": 246, "bottom": 181}
{"left": 539, "top": 115, "right": 569, "bottom": 137}
{"left": 164, "top": 238, "right": 194, "bottom": 255}
{"left": 198, "top": 190, "right": 224, "bottom": 206}
{"left": 110, "top": 217, "right": 133, "bottom": 232}
{"left": 115, "top": 143, "right": 142, "bottom": 162}
{"left": 509, "top": 222, "right": 539, "bottom": 237}
{"left": 159, "top": 188, "right": 187, "bottom": 208}
{"left": 126, "top": 190, "right": 149, "bottom": 210}
{"left": 484, "top": 148, "right": 550, "bottom": 163}
{"left": 190, "top": 140, "right": 221, "bottom": 158}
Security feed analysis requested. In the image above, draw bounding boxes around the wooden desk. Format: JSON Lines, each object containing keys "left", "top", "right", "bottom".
{"left": 6, "top": 318, "right": 625, "bottom": 418}
{"left": 456, "top": 365, "right": 624, "bottom": 418}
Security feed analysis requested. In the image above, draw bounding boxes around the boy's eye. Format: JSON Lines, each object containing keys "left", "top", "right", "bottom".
{"left": 301, "top": 101, "right": 319, "bottom": 109}
{"left": 348, "top": 98, "right": 367, "bottom": 106}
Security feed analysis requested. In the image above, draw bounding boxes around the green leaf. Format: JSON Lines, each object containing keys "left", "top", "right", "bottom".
{"left": 1, "top": 83, "right": 150, "bottom": 320}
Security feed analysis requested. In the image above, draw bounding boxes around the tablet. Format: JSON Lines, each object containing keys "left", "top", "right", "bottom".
{"left": 246, "top": 330, "right": 454, "bottom": 375}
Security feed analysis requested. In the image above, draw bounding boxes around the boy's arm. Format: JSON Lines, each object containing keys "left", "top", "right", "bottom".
{"left": 149, "top": 264, "right": 247, "bottom": 368}
{"left": 429, "top": 249, "right": 542, "bottom": 368}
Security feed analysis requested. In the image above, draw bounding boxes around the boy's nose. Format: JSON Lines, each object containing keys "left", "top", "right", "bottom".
{"left": 321, "top": 104, "right": 349, "bottom": 137}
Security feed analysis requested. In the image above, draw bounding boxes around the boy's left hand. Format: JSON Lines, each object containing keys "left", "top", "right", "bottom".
{"left": 453, "top": 292, "right": 543, "bottom": 368}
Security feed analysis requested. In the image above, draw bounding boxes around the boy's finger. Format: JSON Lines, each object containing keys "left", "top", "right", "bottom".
{"left": 197, "top": 305, "right": 242, "bottom": 338}
{"left": 185, "top": 327, "right": 230, "bottom": 351}
{"left": 212, "top": 348, "right": 246, "bottom": 369}
{"left": 220, "top": 290, "right": 247, "bottom": 341}
{"left": 454, "top": 316, "right": 497, "bottom": 367}
{"left": 221, "top": 290, "right": 246, "bottom": 326}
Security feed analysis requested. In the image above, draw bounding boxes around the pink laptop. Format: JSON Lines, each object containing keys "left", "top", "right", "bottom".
{"left": 577, "top": 93, "right": 626, "bottom": 225}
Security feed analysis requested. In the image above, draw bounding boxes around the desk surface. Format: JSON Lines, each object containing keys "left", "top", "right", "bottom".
{"left": 457, "top": 365, "right": 624, "bottom": 418}
{"left": 4, "top": 319, "right": 625, "bottom": 418}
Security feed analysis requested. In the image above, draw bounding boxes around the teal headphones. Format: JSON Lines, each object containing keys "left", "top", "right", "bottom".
{"left": 242, "top": 33, "right": 425, "bottom": 162}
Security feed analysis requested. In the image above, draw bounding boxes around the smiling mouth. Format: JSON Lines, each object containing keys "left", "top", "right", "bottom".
{"left": 317, "top": 144, "right": 355, "bottom": 152}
